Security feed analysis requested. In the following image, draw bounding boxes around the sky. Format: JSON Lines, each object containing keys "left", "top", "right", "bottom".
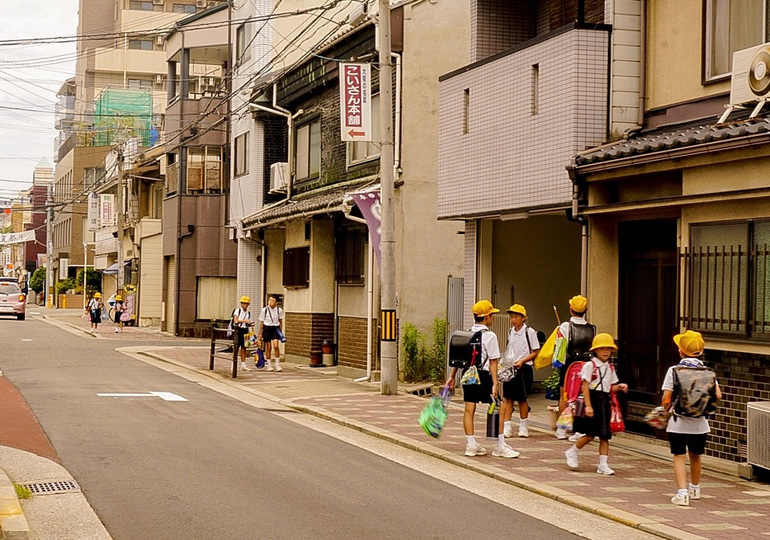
{"left": 0, "top": 0, "right": 78, "bottom": 197}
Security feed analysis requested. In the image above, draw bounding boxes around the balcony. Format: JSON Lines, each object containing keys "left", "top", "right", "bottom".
{"left": 92, "top": 47, "right": 167, "bottom": 75}
{"left": 437, "top": 24, "right": 611, "bottom": 220}
{"left": 165, "top": 96, "right": 227, "bottom": 150}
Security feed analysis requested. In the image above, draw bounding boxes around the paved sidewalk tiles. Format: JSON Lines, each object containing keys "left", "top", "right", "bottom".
{"left": 103, "top": 341, "right": 770, "bottom": 540}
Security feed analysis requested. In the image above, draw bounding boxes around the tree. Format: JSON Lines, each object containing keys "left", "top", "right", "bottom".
{"left": 76, "top": 268, "right": 102, "bottom": 295}
{"left": 29, "top": 268, "right": 46, "bottom": 294}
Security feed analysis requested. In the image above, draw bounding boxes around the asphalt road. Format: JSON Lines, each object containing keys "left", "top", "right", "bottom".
{"left": 1, "top": 316, "right": 588, "bottom": 540}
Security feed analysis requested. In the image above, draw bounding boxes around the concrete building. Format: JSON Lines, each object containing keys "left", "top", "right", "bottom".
{"left": 437, "top": 0, "right": 643, "bottom": 378}
{"left": 571, "top": 0, "right": 770, "bottom": 466}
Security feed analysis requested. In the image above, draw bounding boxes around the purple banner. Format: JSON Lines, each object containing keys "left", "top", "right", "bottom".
{"left": 351, "top": 191, "right": 381, "bottom": 270}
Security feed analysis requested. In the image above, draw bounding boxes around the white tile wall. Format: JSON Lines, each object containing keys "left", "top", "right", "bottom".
{"left": 438, "top": 28, "right": 609, "bottom": 219}
{"left": 463, "top": 220, "right": 477, "bottom": 329}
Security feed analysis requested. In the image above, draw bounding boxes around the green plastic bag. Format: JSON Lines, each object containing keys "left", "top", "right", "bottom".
{"left": 419, "top": 387, "right": 451, "bottom": 438}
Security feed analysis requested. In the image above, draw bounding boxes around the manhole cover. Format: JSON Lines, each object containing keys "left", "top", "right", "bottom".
{"left": 20, "top": 480, "right": 81, "bottom": 495}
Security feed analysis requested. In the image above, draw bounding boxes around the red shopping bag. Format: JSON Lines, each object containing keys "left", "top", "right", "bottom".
{"left": 610, "top": 392, "right": 625, "bottom": 433}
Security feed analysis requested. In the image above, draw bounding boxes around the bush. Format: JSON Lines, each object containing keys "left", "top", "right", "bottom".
{"left": 402, "top": 322, "right": 424, "bottom": 382}
{"left": 401, "top": 318, "right": 449, "bottom": 383}
{"left": 55, "top": 278, "right": 75, "bottom": 295}
{"left": 425, "top": 318, "right": 448, "bottom": 383}
{"left": 76, "top": 268, "right": 101, "bottom": 296}
{"left": 29, "top": 268, "right": 46, "bottom": 294}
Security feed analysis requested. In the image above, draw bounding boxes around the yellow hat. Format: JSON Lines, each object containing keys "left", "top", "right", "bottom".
{"left": 115, "top": 295, "right": 123, "bottom": 301}
{"left": 674, "top": 330, "right": 705, "bottom": 357}
{"left": 240, "top": 296, "right": 250, "bottom": 304}
{"left": 472, "top": 300, "right": 499, "bottom": 317}
{"left": 569, "top": 295, "right": 588, "bottom": 313}
{"left": 590, "top": 333, "right": 618, "bottom": 351}
{"left": 93, "top": 292, "right": 101, "bottom": 298}
{"left": 506, "top": 304, "right": 527, "bottom": 317}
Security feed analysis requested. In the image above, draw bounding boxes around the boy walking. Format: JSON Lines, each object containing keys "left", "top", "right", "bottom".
{"left": 258, "top": 295, "right": 284, "bottom": 372}
{"left": 446, "top": 300, "right": 519, "bottom": 459}
{"left": 661, "top": 330, "right": 722, "bottom": 506}
{"left": 500, "top": 304, "right": 540, "bottom": 438}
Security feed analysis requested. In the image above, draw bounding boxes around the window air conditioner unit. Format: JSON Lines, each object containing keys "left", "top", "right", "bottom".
{"left": 747, "top": 402, "right": 770, "bottom": 471}
{"left": 269, "top": 162, "right": 288, "bottom": 194}
{"left": 195, "top": 0, "right": 206, "bottom": 7}
{"left": 153, "top": 0, "right": 164, "bottom": 5}
{"left": 156, "top": 35, "right": 164, "bottom": 46}
{"left": 154, "top": 74, "right": 164, "bottom": 85}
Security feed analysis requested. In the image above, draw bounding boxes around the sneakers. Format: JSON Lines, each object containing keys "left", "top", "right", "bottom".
{"left": 569, "top": 432, "right": 585, "bottom": 442}
{"left": 266, "top": 365, "right": 274, "bottom": 372}
{"left": 492, "top": 445, "right": 520, "bottom": 458}
{"left": 114, "top": 328, "right": 119, "bottom": 333}
{"left": 241, "top": 365, "right": 251, "bottom": 372}
{"left": 503, "top": 426, "right": 514, "bottom": 438}
{"left": 596, "top": 464, "right": 615, "bottom": 475}
{"left": 565, "top": 447, "right": 579, "bottom": 469}
{"left": 518, "top": 425, "right": 529, "bottom": 438}
{"left": 275, "top": 364, "right": 283, "bottom": 372}
{"left": 671, "top": 492, "right": 690, "bottom": 506}
{"left": 464, "top": 443, "right": 487, "bottom": 457}
{"left": 555, "top": 428, "right": 568, "bottom": 440}
{"left": 688, "top": 485, "right": 701, "bottom": 500}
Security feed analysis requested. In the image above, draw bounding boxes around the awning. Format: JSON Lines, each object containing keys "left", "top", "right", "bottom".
{"left": 102, "top": 260, "right": 131, "bottom": 275}
{"left": 242, "top": 177, "right": 379, "bottom": 230}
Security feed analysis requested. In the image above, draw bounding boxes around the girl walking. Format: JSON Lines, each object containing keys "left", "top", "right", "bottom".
{"left": 564, "top": 333, "right": 628, "bottom": 475}
{"left": 85, "top": 292, "right": 103, "bottom": 333}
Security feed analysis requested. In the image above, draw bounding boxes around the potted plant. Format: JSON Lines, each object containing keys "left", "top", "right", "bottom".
{"left": 543, "top": 369, "right": 560, "bottom": 401}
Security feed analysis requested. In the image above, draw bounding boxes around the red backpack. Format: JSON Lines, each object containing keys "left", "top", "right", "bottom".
{"left": 563, "top": 361, "right": 587, "bottom": 403}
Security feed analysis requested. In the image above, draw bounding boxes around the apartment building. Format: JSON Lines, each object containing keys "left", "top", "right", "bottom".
{"left": 571, "top": 0, "right": 770, "bottom": 467}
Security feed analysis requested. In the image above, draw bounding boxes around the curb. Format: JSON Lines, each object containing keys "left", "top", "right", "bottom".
{"left": 0, "top": 469, "right": 30, "bottom": 540}
{"left": 136, "top": 349, "right": 708, "bottom": 540}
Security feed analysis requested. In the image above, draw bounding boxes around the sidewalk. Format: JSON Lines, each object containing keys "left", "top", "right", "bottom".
{"left": 145, "top": 345, "right": 770, "bottom": 540}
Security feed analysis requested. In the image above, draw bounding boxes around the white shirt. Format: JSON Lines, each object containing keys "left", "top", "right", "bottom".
{"left": 470, "top": 323, "right": 500, "bottom": 371}
{"left": 259, "top": 305, "right": 283, "bottom": 327}
{"left": 505, "top": 324, "right": 540, "bottom": 366}
{"left": 580, "top": 357, "right": 619, "bottom": 393}
{"left": 232, "top": 307, "right": 252, "bottom": 329}
{"left": 662, "top": 359, "right": 713, "bottom": 434}
{"left": 87, "top": 299, "right": 101, "bottom": 311}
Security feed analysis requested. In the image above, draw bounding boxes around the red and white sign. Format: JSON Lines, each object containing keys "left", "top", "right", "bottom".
{"left": 339, "top": 63, "right": 372, "bottom": 142}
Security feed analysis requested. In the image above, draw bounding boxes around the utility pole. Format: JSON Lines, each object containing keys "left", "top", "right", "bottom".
{"left": 378, "top": 0, "right": 397, "bottom": 395}
{"left": 116, "top": 146, "right": 125, "bottom": 292}
{"left": 45, "top": 184, "right": 53, "bottom": 308}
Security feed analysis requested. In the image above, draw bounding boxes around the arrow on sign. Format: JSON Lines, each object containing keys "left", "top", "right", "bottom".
{"left": 347, "top": 129, "right": 366, "bottom": 137}
{"left": 97, "top": 392, "right": 187, "bottom": 402}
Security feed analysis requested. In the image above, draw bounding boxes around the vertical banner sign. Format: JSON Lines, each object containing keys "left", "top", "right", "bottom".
{"left": 59, "top": 258, "right": 69, "bottom": 280}
{"left": 88, "top": 192, "right": 100, "bottom": 230}
{"left": 350, "top": 191, "right": 381, "bottom": 270}
{"left": 100, "top": 194, "right": 116, "bottom": 227}
{"left": 339, "top": 63, "right": 372, "bottom": 141}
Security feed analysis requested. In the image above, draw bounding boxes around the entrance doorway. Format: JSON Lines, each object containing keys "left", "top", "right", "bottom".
{"left": 617, "top": 220, "right": 678, "bottom": 432}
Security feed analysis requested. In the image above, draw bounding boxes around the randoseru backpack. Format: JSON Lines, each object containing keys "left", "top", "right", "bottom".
{"left": 567, "top": 322, "right": 596, "bottom": 362}
{"left": 672, "top": 365, "right": 718, "bottom": 418}
{"left": 448, "top": 330, "right": 484, "bottom": 370}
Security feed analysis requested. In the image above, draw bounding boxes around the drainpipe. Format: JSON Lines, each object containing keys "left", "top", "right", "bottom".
{"left": 638, "top": 0, "right": 647, "bottom": 128}
{"left": 343, "top": 211, "right": 374, "bottom": 383}
{"left": 391, "top": 52, "right": 402, "bottom": 174}
{"left": 567, "top": 169, "right": 588, "bottom": 295}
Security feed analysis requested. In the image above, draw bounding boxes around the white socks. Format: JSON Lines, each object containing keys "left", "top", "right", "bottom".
{"left": 497, "top": 434, "right": 505, "bottom": 447}
{"left": 599, "top": 455, "right": 608, "bottom": 466}
{"left": 466, "top": 435, "right": 477, "bottom": 446}
{"left": 520, "top": 418, "right": 529, "bottom": 427}
{"left": 504, "top": 421, "right": 512, "bottom": 432}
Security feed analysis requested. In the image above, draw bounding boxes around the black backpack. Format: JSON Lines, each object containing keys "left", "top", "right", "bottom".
{"left": 567, "top": 322, "right": 596, "bottom": 362}
{"left": 448, "top": 330, "right": 484, "bottom": 370}
{"left": 672, "top": 365, "right": 718, "bottom": 418}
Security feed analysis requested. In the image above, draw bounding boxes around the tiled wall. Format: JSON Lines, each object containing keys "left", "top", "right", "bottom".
{"left": 285, "top": 312, "right": 334, "bottom": 358}
{"left": 337, "top": 316, "right": 378, "bottom": 371}
{"left": 471, "top": 0, "right": 535, "bottom": 62}
{"left": 706, "top": 350, "right": 770, "bottom": 462}
{"left": 463, "top": 220, "right": 477, "bottom": 329}
{"left": 438, "top": 28, "right": 609, "bottom": 219}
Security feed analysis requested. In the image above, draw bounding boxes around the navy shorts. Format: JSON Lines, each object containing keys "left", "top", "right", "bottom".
{"left": 262, "top": 326, "right": 279, "bottom": 341}
{"left": 502, "top": 364, "right": 533, "bottom": 402}
{"left": 462, "top": 369, "right": 494, "bottom": 404}
{"left": 668, "top": 432, "right": 707, "bottom": 456}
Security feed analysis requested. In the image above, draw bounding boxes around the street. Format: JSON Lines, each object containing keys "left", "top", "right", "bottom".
{"left": 0, "top": 315, "right": 657, "bottom": 540}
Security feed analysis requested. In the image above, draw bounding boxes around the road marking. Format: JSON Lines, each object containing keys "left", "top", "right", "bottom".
{"left": 21, "top": 339, "right": 33, "bottom": 342}
{"left": 29, "top": 311, "right": 41, "bottom": 315}
{"left": 97, "top": 392, "right": 187, "bottom": 402}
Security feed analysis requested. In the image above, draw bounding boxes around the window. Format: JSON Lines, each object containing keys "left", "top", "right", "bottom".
{"left": 295, "top": 120, "right": 321, "bottom": 180}
{"left": 84, "top": 167, "right": 104, "bottom": 191}
{"left": 682, "top": 221, "right": 770, "bottom": 338}
{"left": 128, "top": 39, "right": 154, "bottom": 51}
{"left": 236, "top": 23, "right": 253, "bottom": 64}
{"left": 129, "top": 1, "right": 154, "bottom": 11}
{"left": 349, "top": 94, "right": 380, "bottom": 164}
{"left": 531, "top": 64, "right": 539, "bottom": 115}
{"left": 283, "top": 247, "right": 310, "bottom": 288}
{"left": 128, "top": 79, "right": 153, "bottom": 90}
{"left": 187, "top": 146, "right": 223, "bottom": 193}
{"left": 234, "top": 132, "right": 249, "bottom": 177}
{"left": 705, "top": 0, "right": 764, "bottom": 81}
{"left": 173, "top": 3, "right": 196, "bottom": 13}
{"left": 335, "top": 226, "right": 366, "bottom": 284}
{"left": 462, "top": 88, "right": 470, "bottom": 134}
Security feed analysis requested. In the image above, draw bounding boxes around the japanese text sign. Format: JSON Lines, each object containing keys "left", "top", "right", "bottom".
{"left": 339, "top": 63, "right": 372, "bottom": 142}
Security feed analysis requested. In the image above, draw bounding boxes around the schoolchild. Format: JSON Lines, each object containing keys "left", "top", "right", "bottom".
{"left": 661, "top": 330, "right": 722, "bottom": 506}
{"left": 446, "top": 300, "right": 519, "bottom": 459}
{"left": 552, "top": 295, "right": 596, "bottom": 439}
{"left": 85, "top": 292, "right": 103, "bottom": 333}
{"left": 232, "top": 296, "right": 255, "bottom": 372}
{"left": 500, "top": 304, "right": 540, "bottom": 438}
{"left": 564, "top": 333, "right": 628, "bottom": 475}
{"left": 259, "top": 295, "right": 284, "bottom": 372}
{"left": 113, "top": 295, "right": 125, "bottom": 333}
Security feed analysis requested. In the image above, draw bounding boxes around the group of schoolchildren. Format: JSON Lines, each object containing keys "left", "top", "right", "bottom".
{"left": 447, "top": 295, "right": 720, "bottom": 507}
{"left": 230, "top": 294, "right": 285, "bottom": 373}
{"left": 85, "top": 292, "right": 126, "bottom": 333}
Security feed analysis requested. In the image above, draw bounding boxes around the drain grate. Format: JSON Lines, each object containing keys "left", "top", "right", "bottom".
{"left": 20, "top": 480, "right": 81, "bottom": 495}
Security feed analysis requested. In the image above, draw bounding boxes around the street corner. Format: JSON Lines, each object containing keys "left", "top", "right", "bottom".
{"left": 0, "top": 468, "right": 30, "bottom": 540}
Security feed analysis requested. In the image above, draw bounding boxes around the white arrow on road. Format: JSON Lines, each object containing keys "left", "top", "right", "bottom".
{"left": 97, "top": 392, "right": 187, "bottom": 402}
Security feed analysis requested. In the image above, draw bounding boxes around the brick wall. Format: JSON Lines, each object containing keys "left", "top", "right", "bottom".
{"left": 337, "top": 316, "right": 376, "bottom": 370}
{"left": 285, "top": 312, "right": 334, "bottom": 357}
{"left": 705, "top": 350, "right": 770, "bottom": 462}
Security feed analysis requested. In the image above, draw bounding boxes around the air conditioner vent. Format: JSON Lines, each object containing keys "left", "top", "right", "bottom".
{"left": 269, "top": 162, "right": 288, "bottom": 194}
{"left": 747, "top": 401, "right": 770, "bottom": 470}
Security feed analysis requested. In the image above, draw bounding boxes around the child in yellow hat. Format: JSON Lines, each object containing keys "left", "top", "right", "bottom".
{"left": 565, "top": 333, "right": 628, "bottom": 475}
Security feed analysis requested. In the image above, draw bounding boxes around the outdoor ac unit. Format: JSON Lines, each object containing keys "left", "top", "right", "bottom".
{"left": 269, "top": 162, "right": 288, "bottom": 194}
{"left": 747, "top": 401, "right": 770, "bottom": 470}
{"left": 153, "top": 0, "right": 164, "bottom": 5}
{"left": 155, "top": 35, "right": 164, "bottom": 46}
{"left": 195, "top": 0, "right": 206, "bottom": 7}
{"left": 730, "top": 43, "right": 770, "bottom": 106}
{"left": 154, "top": 74, "right": 164, "bottom": 85}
